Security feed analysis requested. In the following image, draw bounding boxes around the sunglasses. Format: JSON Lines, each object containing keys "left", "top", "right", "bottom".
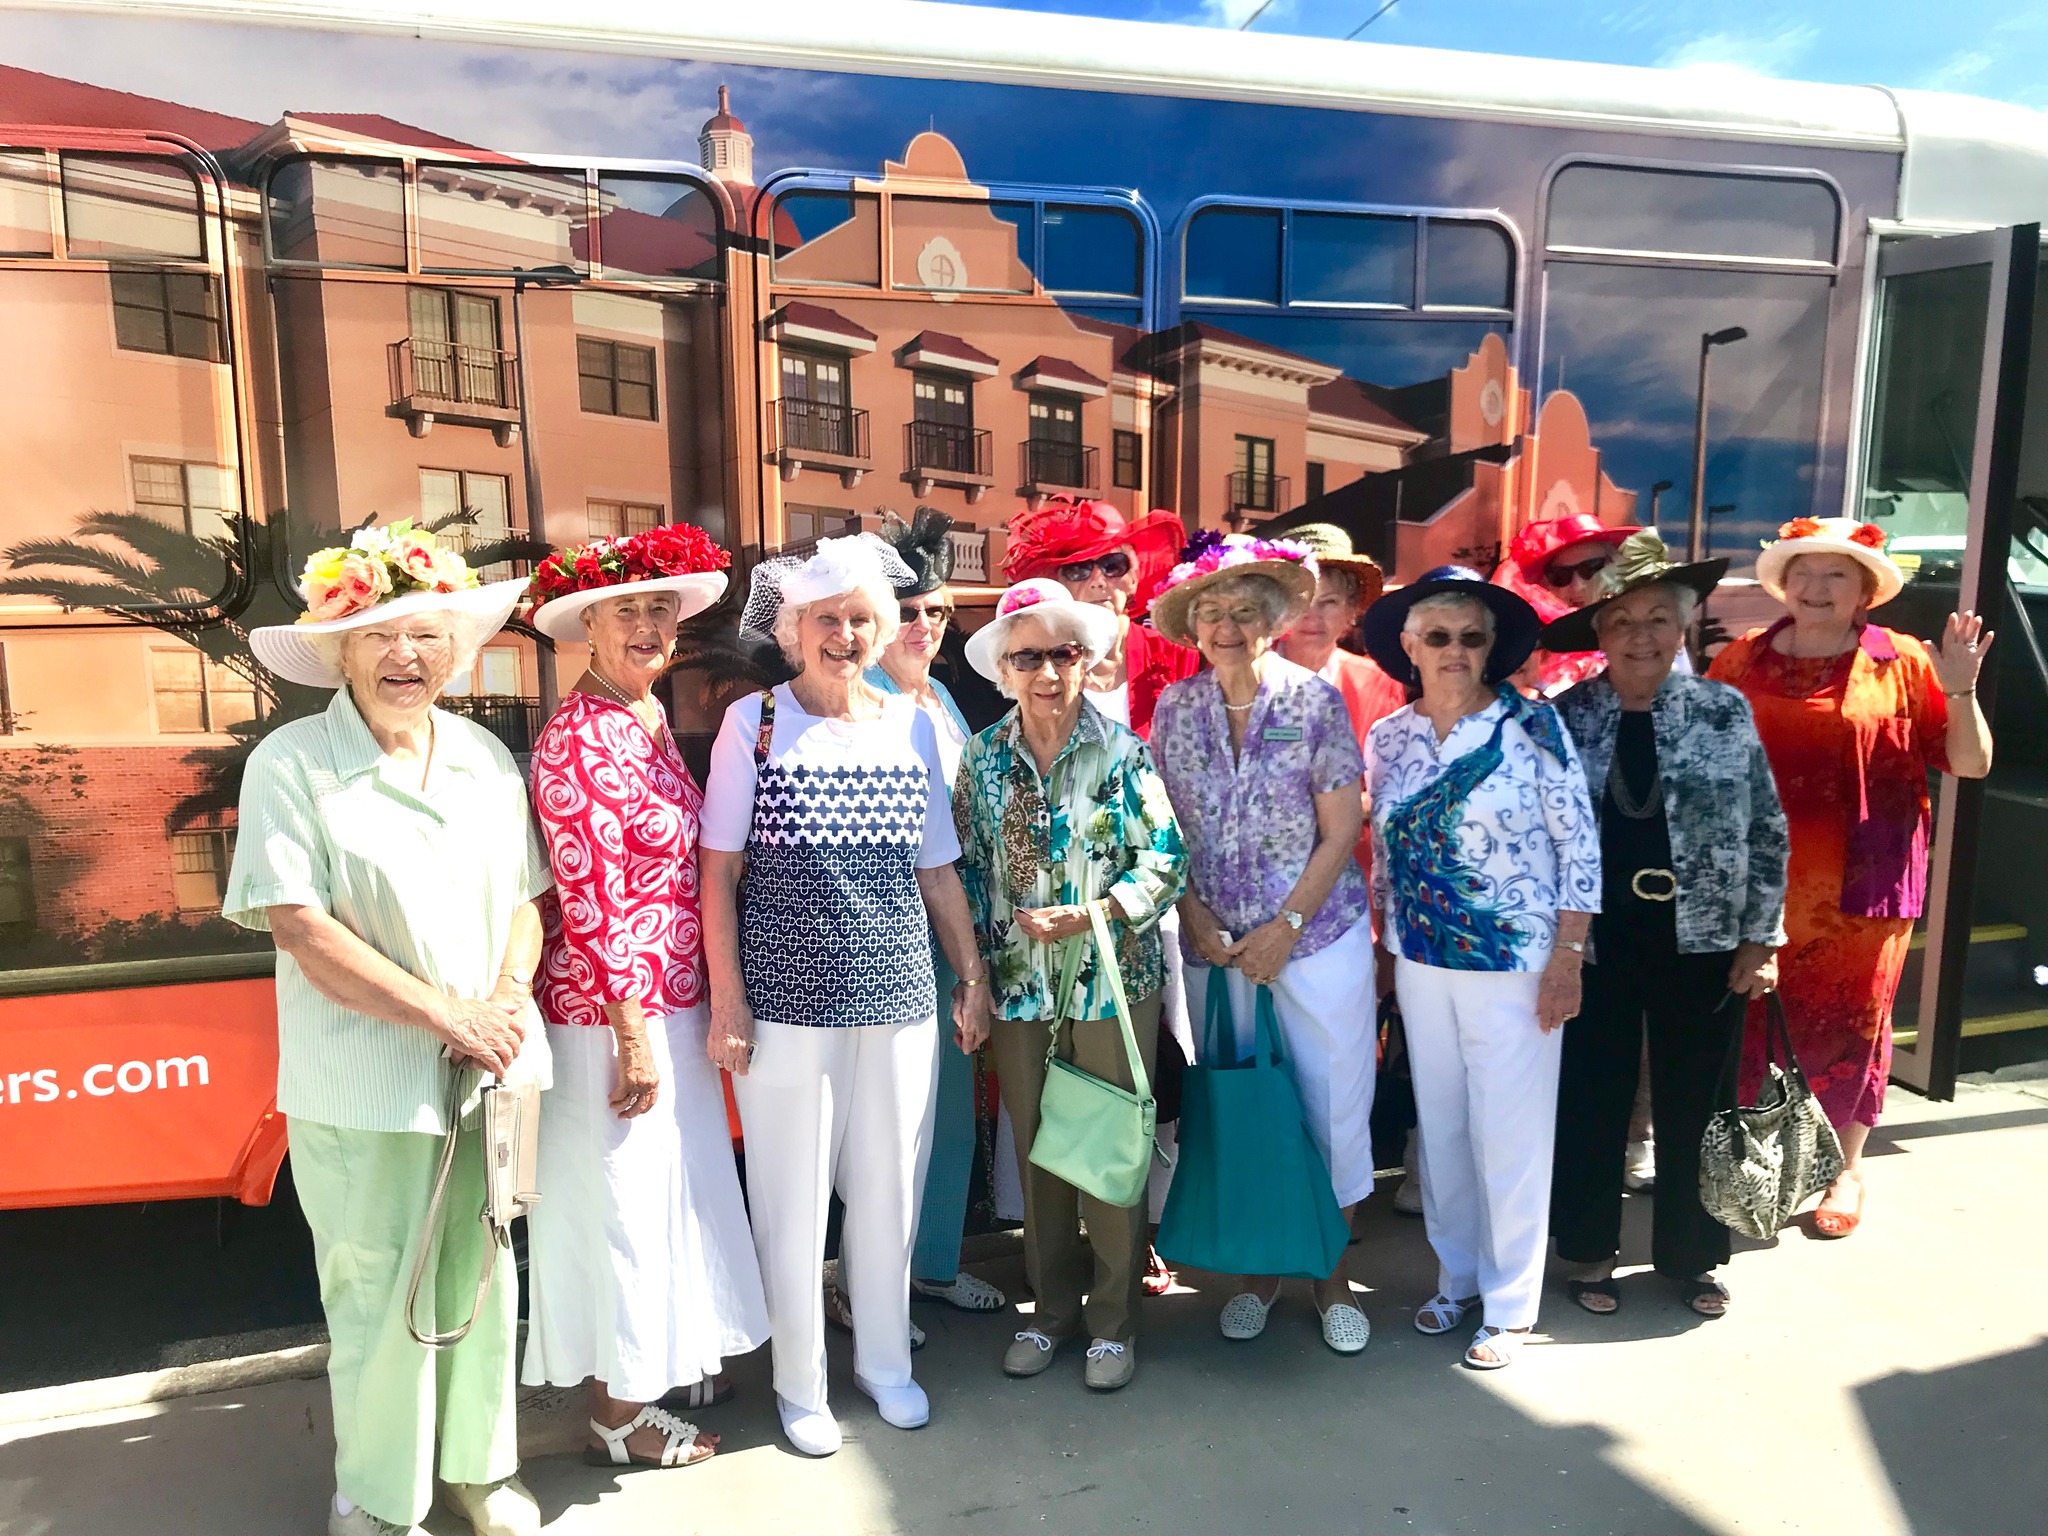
{"left": 1417, "top": 628, "right": 1490, "bottom": 651}
{"left": 899, "top": 602, "right": 954, "bottom": 624}
{"left": 1003, "top": 644, "right": 1088, "bottom": 673}
{"left": 1056, "top": 551, "right": 1134, "bottom": 584}
{"left": 1543, "top": 555, "right": 1612, "bottom": 589}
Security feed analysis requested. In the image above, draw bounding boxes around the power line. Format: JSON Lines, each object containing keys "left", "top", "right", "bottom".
{"left": 1343, "top": 0, "right": 1401, "bottom": 40}
{"left": 1236, "top": 0, "right": 1277, "bottom": 28}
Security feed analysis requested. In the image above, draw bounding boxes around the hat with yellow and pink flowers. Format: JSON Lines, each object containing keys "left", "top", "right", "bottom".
{"left": 249, "top": 519, "right": 526, "bottom": 689}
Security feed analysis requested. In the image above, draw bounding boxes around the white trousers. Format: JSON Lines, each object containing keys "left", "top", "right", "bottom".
{"left": 1186, "top": 916, "right": 1380, "bottom": 1208}
{"left": 732, "top": 1014, "right": 940, "bottom": 1414}
{"left": 1395, "top": 958, "right": 1561, "bottom": 1331}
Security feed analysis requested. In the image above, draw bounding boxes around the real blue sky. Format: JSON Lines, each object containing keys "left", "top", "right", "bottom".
{"left": 949, "top": 0, "right": 2048, "bottom": 109}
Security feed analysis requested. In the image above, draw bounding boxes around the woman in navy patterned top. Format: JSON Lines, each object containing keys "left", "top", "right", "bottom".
{"left": 700, "top": 535, "right": 989, "bottom": 1459}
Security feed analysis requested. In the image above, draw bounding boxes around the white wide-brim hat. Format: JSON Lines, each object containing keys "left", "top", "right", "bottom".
{"left": 249, "top": 579, "right": 528, "bottom": 690}
{"left": 529, "top": 572, "right": 727, "bottom": 642}
{"left": 965, "top": 578, "right": 1120, "bottom": 681}
{"left": 1754, "top": 518, "right": 1905, "bottom": 608}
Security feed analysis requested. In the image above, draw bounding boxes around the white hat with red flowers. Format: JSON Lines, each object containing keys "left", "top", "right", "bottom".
{"left": 527, "top": 524, "right": 731, "bottom": 642}
{"left": 1755, "top": 517, "right": 1904, "bottom": 608}
{"left": 249, "top": 520, "right": 526, "bottom": 689}
{"left": 964, "top": 577, "right": 1119, "bottom": 680}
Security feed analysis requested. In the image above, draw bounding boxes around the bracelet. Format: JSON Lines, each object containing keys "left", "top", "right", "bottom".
{"left": 1944, "top": 687, "right": 1976, "bottom": 698}
{"left": 959, "top": 973, "right": 987, "bottom": 988}
{"left": 1555, "top": 938, "right": 1586, "bottom": 956}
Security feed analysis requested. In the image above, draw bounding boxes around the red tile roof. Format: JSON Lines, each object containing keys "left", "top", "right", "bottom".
{"left": 287, "top": 113, "right": 523, "bottom": 164}
{"left": 901, "top": 330, "right": 999, "bottom": 369}
{"left": 1308, "top": 376, "right": 1424, "bottom": 434}
{"left": 774, "top": 301, "right": 878, "bottom": 344}
{"left": 0, "top": 63, "right": 261, "bottom": 152}
{"left": 1020, "top": 354, "right": 1107, "bottom": 390}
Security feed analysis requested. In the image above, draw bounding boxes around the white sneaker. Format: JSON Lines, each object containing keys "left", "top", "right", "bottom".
{"left": 855, "top": 1374, "right": 930, "bottom": 1429}
{"left": 329, "top": 1498, "right": 424, "bottom": 1536}
{"left": 439, "top": 1476, "right": 539, "bottom": 1536}
{"left": 1623, "top": 1136, "right": 1656, "bottom": 1192}
{"left": 1392, "top": 1172, "right": 1425, "bottom": 1215}
{"left": 911, "top": 1271, "right": 1008, "bottom": 1311}
{"left": 776, "top": 1394, "right": 842, "bottom": 1457}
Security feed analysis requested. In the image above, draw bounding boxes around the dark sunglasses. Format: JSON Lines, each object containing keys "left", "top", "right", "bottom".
{"left": 1056, "top": 551, "right": 1134, "bottom": 584}
{"left": 1003, "top": 644, "right": 1088, "bottom": 673}
{"left": 899, "top": 602, "right": 954, "bottom": 624}
{"left": 1417, "top": 628, "right": 1490, "bottom": 651}
{"left": 1543, "top": 555, "right": 1612, "bottom": 589}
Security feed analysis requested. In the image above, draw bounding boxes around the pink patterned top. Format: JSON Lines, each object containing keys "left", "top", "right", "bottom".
{"left": 533, "top": 690, "right": 706, "bottom": 1025}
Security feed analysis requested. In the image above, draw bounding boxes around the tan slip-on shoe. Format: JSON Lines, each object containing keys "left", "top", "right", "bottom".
{"left": 439, "top": 1475, "right": 540, "bottom": 1536}
{"left": 1083, "top": 1337, "right": 1135, "bottom": 1391}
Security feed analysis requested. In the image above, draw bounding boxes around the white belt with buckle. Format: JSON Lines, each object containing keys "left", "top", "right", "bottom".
{"left": 1630, "top": 868, "right": 1678, "bottom": 902}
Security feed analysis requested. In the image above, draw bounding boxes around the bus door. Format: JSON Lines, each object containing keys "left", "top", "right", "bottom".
{"left": 1859, "top": 224, "right": 2043, "bottom": 1096}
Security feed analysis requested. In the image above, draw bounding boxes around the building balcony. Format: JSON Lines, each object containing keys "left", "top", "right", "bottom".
{"left": 1228, "top": 469, "right": 1291, "bottom": 525}
{"left": 943, "top": 527, "right": 989, "bottom": 584}
{"left": 441, "top": 694, "right": 544, "bottom": 755}
{"left": 389, "top": 338, "right": 522, "bottom": 447}
{"left": 770, "top": 397, "right": 872, "bottom": 488}
{"left": 1020, "top": 439, "right": 1099, "bottom": 498}
{"left": 903, "top": 420, "right": 994, "bottom": 502}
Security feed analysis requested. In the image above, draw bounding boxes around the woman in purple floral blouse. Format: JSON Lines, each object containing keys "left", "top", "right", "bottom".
{"left": 1149, "top": 534, "right": 1378, "bottom": 1358}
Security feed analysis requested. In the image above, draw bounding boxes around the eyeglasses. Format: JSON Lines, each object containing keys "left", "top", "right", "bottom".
{"left": 1416, "top": 628, "right": 1490, "bottom": 651}
{"left": 1543, "top": 555, "right": 1612, "bottom": 589}
{"left": 354, "top": 628, "right": 454, "bottom": 653}
{"left": 899, "top": 602, "right": 954, "bottom": 625}
{"left": 1056, "top": 551, "right": 1134, "bottom": 584}
{"left": 1192, "top": 603, "right": 1266, "bottom": 628}
{"left": 1003, "top": 644, "right": 1088, "bottom": 673}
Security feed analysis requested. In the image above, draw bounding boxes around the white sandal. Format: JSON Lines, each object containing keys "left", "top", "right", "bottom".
{"left": 911, "top": 1271, "right": 1008, "bottom": 1312}
{"left": 1462, "top": 1325, "right": 1524, "bottom": 1371}
{"left": 825, "top": 1284, "right": 926, "bottom": 1350}
{"left": 586, "top": 1405, "right": 711, "bottom": 1468}
{"left": 1219, "top": 1289, "right": 1277, "bottom": 1340}
{"left": 1319, "top": 1301, "right": 1371, "bottom": 1355}
{"left": 1413, "top": 1292, "right": 1477, "bottom": 1335}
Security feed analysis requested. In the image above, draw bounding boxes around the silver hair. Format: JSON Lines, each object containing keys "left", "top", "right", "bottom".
{"left": 1403, "top": 592, "right": 1495, "bottom": 638}
{"left": 1196, "top": 572, "right": 1292, "bottom": 629}
{"left": 771, "top": 579, "right": 902, "bottom": 669}
{"left": 993, "top": 608, "right": 1106, "bottom": 700}
{"left": 1592, "top": 582, "right": 1699, "bottom": 636}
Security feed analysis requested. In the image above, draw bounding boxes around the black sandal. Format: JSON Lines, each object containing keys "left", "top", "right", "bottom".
{"left": 1565, "top": 1278, "right": 1621, "bottom": 1315}
{"left": 1681, "top": 1277, "right": 1731, "bottom": 1318}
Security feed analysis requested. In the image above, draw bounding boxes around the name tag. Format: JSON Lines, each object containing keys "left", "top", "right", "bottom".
{"left": 1261, "top": 725, "right": 1303, "bottom": 742}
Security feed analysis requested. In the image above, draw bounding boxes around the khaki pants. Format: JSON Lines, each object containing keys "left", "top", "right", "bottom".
{"left": 291, "top": 1118, "right": 519, "bottom": 1528}
{"left": 993, "top": 991, "right": 1162, "bottom": 1345}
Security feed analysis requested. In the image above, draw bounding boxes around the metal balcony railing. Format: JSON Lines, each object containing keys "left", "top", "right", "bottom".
{"left": 905, "top": 419, "right": 992, "bottom": 479}
{"left": 774, "top": 397, "right": 869, "bottom": 461}
{"left": 393, "top": 336, "right": 516, "bottom": 410}
{"left": 1022, "top": 438, "right": 1098, "bottom": 492}
{"left": 441, "top": 694, "right": 544, "bottom": 755}
{"left": 1228, "top": 469, "right": 1290, "bottom": 517}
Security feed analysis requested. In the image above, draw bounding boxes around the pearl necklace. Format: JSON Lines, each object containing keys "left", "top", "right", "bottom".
{"left": 585, "top": 667, "right": 662, "bottom": 729}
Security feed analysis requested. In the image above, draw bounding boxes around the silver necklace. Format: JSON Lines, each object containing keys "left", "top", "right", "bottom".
{"left": 1606, "top": 730, "right": 1663, "bottom": 821}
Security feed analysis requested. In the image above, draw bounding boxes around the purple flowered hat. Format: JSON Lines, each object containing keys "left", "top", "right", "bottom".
{"left": 1148, "top": 531, "right": 1318, "bottom": 645}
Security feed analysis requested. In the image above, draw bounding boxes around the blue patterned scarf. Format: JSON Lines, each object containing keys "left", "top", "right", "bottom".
{"left": 1382, "top": 686, "right": 1571, "bottom": 970}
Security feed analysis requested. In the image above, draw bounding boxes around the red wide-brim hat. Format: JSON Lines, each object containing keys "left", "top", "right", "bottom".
{"left": 1507, "top": 511, "right": 1633, "bottom": 576}
{"left": 1000, "top": 496, "right": 1186, "bottom": 613}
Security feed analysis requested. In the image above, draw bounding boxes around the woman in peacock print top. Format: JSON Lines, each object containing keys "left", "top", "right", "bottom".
{"left": 1362, "top": 566, "right": 1600, "bottom": 1371}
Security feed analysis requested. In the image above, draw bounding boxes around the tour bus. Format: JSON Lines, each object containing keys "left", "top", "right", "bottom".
{"left": 1, "top": 0, "right": 2045, "bottom": 1213}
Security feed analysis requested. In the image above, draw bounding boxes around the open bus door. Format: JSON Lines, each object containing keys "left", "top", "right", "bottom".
{"left": 1860, "top": 224, "right": 2043, "bottom": 1098}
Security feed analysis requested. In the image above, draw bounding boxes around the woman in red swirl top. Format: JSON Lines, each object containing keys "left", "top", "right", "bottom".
{"left": 517, "top": 525, "right": 769, "bottom": 1473}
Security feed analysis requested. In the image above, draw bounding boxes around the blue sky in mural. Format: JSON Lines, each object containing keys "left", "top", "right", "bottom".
{"left": 964, "top": 0, "right": 2048, "bottom": 109}
{"left": 0, "top": 7, "right": 1914, "bottom": 552}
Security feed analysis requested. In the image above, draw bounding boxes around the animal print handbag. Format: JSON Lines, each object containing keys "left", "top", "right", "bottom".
{"left": 1697, "top": 992, "right": 1845, "bottom": 1240}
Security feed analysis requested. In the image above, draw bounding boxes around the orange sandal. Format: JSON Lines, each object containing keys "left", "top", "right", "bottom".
{"left": 1811, "top": 1176, "right": 1864, "bottom": 1238}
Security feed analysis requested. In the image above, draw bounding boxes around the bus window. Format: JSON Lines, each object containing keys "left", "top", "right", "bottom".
{"left": 771, "top": 189, "right": 881, "bottom": 288}
{"left": 60, "top": 154, "right": 205, "bottom": 261}
{"left": 266, "top": 156, "right": 407, "bottom": 269}
{"left": 1547, "top": 164, "right": 1840, "bottom": 266}
{"left": 1043, "top": 205, "right": 1143, "bottom": 301}
{"left": 890, "top": 196, "right": 1035, "bottom": 294}
{"left": 1185, "top": 205, "right": 1281, "bottom": 304}
{"left": 416, "top": 163, "right": 585, "bottom": 274}
{"left": 0, "top": 150, "right": 55, "bottom": 257}
{"left": 1426, "top": 220, "right": 1515, "bottom": 311}
{"left": 590, "top": 174, "right": 720, "bottom": 283}
{"left": 1292, "top": 211, "right": 1414, "bottom": 307}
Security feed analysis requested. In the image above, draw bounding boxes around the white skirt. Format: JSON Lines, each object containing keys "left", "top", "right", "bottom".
{"left": 1185, "top": 915, "right": 1380, "bottom": 1208}
{"left": 520, "top": 1005, "right": 770, "bottom": 1402}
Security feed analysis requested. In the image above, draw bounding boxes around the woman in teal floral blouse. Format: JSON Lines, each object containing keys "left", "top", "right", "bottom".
{"left": 953, "top": 578, "right": 1188, "bottom": 1393}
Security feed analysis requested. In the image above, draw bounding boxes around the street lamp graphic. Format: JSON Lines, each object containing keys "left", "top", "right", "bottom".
{"left": 1688, "top": 327, "right": 1748, "bottom": 562}
{"left": 1646, "top": 478, "right": 1674, "bottom": 528}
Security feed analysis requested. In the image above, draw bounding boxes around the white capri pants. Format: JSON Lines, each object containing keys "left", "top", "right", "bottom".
{"left": 1185, "top": 915, "right": 1380, "bottom": 1209}
{"left": 1395, "top": 957, "right": 1562, "bottom": 1332}
{"left": 732, "top": 1014, "right": 940, "bottom": 1415}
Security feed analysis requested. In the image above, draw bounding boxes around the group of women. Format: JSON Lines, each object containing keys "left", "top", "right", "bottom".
{"left": 225, "top": 497, "right": 1993, "bottom": 1536}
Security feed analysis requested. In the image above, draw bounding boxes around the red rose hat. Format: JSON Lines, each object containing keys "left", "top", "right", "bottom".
{"left": 999, "top": 496, "right": 1186, "bottom": 613}
{"left": 527, "top": 523, "right": 732, "bottom": 641}
{"left": 1507, "top": 511, "right": 1634, "bottom": 577}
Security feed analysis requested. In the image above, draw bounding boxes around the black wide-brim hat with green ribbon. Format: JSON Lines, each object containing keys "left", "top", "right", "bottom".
{"left": 1361, "top": 564, "right": 1543, "bottom": 688}
{"left": 1539, "top": 529, "right": 1728, "bottom": 655}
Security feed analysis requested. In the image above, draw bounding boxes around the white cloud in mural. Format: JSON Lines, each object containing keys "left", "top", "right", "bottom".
{"left": 0, "top": 11, "right": 860, "bottom": 169}
{"left": 1655, "top": 24, "right": 1819, "bottom": 79}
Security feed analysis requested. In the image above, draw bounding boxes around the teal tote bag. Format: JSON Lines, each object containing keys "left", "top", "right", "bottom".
{"left": 1156, "top": 975, "right": 1350, "bottom": 1281}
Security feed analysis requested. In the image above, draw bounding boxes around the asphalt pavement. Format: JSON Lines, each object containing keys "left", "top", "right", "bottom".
{"left": 2, "top": 1074, "right": 2045, "bottom": 1536}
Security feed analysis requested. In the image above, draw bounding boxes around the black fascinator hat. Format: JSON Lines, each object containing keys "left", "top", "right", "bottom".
{"left": 879, "top": 506, "right": 955, "bottom": 597}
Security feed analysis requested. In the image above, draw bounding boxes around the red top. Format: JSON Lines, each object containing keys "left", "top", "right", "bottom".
{"left": 1126, "top": 618, "right": 1202, "bottom": 739}
{"left": 533, "top": 691, "right": 707, "bottom": 1025}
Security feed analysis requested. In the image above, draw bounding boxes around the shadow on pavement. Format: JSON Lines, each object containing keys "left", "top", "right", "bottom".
{"left": 1853, "top": 1337, "right": 2048, "bottom": 1536}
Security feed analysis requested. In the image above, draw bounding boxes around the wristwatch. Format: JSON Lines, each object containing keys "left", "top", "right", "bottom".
{"left": 1281, "top": 909, "right": 1306, "bottom": 932}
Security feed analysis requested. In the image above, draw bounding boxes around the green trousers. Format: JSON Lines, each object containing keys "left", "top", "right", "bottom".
{"left": 291, "top": 1118, "right": 520, "bottom": 1527}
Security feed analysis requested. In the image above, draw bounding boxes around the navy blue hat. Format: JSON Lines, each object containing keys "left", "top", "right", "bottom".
{"left": 1361, "top": 565, "right": 1543, "bottom": 688}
